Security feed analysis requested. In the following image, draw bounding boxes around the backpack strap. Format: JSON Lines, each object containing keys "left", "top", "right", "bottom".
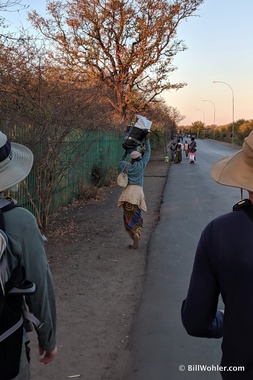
{"left": 233, "top": 199, "right": 253, "bottom": 222}
{"left": 23, "top": 303, "right": 43, "bottom": 331}
{"left": 0, "top": 200, "right": 41, "bottom": 332}
{"left": 242, "top": 207, "right": 253, "bottom": 223}
{"left": 0, "top": 316, "right": 23, "bottom": 343}
{"left": 0, "top": 201, "right": 18, "bottom": 213}
{"left": 0, "top": 242, "right": 8, "bottom": 296}
{"left": 0, "top": 204, "right": 13, "bottom": 296}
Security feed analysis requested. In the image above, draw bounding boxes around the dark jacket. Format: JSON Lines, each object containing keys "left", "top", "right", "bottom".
{"left": 181, "top": 200, "right": 253, "bottom": 379}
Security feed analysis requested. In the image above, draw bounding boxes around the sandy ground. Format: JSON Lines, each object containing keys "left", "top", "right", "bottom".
{"left": 29, "top": 152, "right": 169, "bottom": 380}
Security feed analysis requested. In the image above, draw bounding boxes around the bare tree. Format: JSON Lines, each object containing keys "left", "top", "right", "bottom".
{"left": 144, "top": 102, "right": 184, "bottom": 148}
{"left": 0, "top": 0, "right": 25, "bottom": 12}
{"left": 0, "top": 0, "right": 28, "bottom": 26}
{"left": 0, "top": 36, "right": 117, "bottom": 227}
{"left": 29, "top": 0, "right": 204, "bottom": 122}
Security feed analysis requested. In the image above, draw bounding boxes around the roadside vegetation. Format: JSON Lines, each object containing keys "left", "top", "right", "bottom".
{"left": 179, "top": 119, "right": 253, "bottom": 146}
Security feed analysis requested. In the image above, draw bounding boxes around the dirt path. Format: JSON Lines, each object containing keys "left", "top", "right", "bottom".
{"left": 29, "top": 152, "right": 169, "bottom": 380}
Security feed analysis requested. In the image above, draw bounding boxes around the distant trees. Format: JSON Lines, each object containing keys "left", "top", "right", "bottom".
{"left": 238, "top": 120, "right": 253, "bottom": 141}
{"left": 29, "top": 0, "right": 204, "bottom": 122}
{"left": 179, "top": 118, "right": 253, "bottom": 146}
{"left": 187, "top": 120, "right": 205, "bottom": 138}
{"left": 215, "top": 119, "right": 252, "bottom": 144}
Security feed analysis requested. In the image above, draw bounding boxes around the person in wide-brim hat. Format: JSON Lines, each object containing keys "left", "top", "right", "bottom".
{"left": 211, "top": 130, "right": 253, "bottom": 192}
{"left": 0, "top": 131, "right": 57, "bottom": 378}
{"left": 0, "top": 131, "right": 33, "bottom": 192}
{"left": 181, "top": 130, "right": 253, "bottom": 378}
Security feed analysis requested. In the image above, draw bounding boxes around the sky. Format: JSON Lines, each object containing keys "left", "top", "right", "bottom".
{"left": 164, "top": 0, "right": 253, "bottom": 126}
{"left": 2, "top": 0, "right": 253, "bottom": 126}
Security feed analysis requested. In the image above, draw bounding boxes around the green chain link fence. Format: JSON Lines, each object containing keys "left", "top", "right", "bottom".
{"left": 1, "top": 127, "right": 123, "bottom": 220}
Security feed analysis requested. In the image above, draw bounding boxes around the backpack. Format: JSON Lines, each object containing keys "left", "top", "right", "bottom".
{"left": 0, "top": 202, "right": 38, "bottom": 380}
{"left": 189, "top": 141, "right": 196, "bottom": 152}
{"left": 169, "top": 141, "right": 177, "bottom": 151}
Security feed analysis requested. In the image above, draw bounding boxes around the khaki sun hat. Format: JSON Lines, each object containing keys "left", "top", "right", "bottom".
{"left": 130, "top": 151, "right": 142, "bottom": 159}
{"left": 0, "top": 131, "right": 34, "bottom": 193}
{"left": 211, "top": 131, "right": 253, "bottom": 192}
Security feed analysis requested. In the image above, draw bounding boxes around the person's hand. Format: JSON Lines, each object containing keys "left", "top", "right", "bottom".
{"left": 143, "top": 129, "right": 150, "bottom": 139}
{"left": 39, "top": 346, "right": 57, "bottom": 365}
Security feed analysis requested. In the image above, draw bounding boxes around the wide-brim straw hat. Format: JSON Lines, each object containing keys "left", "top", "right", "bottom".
{"left": 211, "top": 131, "right": 253, "bottom": 192}
{"left": 0, "top": 131, "right": 33, "bottom": 192}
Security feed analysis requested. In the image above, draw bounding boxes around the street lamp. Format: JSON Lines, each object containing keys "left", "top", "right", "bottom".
{"left": 212, "top": 81, "right": 234, "bottom": 144}
{"left": 195, "top": 109, "right": 205, "bottom": 138}
{"left": 195, "top": 109, "right": 205, "bottom": 124}
{"left": 202, "top": 100, "right": 216, "bottom": 139}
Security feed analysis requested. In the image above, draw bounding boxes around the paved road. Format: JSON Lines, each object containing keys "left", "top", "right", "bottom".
{"left": 122, "top": 139, "right": 241, "bottom": 380}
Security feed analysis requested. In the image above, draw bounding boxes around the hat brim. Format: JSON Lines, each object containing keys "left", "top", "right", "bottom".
{"left": 0, "top": 142, "right": 34, "bottom": 192}
{"left": 210, "top": 149, "right": 253, "bottom": 192}
{"left": 130, "top": 152, "right": 142, "bottom": 159}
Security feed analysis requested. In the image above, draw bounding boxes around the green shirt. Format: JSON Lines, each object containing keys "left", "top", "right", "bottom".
{"left": 4, "top": 205, "right": 56, "bottom": 352}
{"left": 119, "top": 140, "right": 151, "bottom": 187}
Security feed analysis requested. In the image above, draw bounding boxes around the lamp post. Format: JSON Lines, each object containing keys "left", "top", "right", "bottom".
{"left": 195, "top": 108, "right": 205, "bottom": 124}
{"left": 202, "top": 100, "right": 216, "bottom": 139}
{"left": 195, "top": 109, "right": 205, "bottom": 138}
{"left": 212, "top": 81, "right": 234, "bottom": 144}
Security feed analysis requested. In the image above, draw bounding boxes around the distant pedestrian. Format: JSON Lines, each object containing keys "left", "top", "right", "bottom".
{"left": 167, "top": 140, "right": 177, "bottom": 163}
{"left": 174, "top": 141, "right": 182, "bottom": 164}
{"left": 189, "top": 136, "right": 197, "bottom": 153}
{"left": 181, "top": 130, "right": 253, "bottom": 379}
{"left": 184, "top": 140, "right": 189, "bottom": 157}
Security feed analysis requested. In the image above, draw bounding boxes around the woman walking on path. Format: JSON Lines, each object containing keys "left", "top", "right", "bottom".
{"left": 174, "top": 141, "right": 182, "bottom": 163}
{"left": 118, "top": 135, "right": 150, "bottom": 249}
